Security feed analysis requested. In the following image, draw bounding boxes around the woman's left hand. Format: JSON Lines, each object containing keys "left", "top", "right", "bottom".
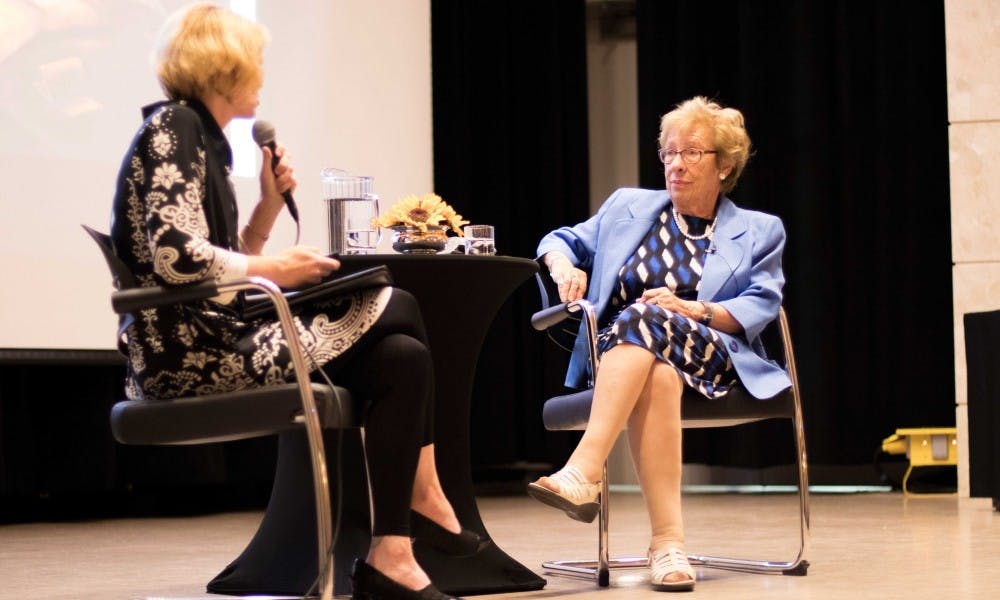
{"left": 260, "top": 143, "right": 297, "bottom": 207}
{"left": 638, "top": 287, "right": 696, "bottom": 318}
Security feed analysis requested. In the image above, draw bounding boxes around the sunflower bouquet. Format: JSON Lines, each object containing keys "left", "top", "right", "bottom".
{"left": 372, "top": 193, "right": 469, "bottom": 235}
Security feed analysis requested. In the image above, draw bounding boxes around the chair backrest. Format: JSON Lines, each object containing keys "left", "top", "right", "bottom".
{"left": 82, "top": 225, "right": 137, "bottom": 290}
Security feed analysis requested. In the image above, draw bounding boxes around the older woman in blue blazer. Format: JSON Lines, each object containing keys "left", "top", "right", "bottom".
{"left": 529, "top": 97, "right": 789, "bottom": 592}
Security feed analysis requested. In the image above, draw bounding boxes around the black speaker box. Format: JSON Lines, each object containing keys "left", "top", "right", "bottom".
{"left": 964, "top": 309, "right": 1000, "bottom": 510}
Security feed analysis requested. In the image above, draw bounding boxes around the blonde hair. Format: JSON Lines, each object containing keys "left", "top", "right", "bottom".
{"left": 658, "top": 96, "right": 751, "bottom": 195}
{"left": 155, "top": 3, "right": 268, "bottom": 102}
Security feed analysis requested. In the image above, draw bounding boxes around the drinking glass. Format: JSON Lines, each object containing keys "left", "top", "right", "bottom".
{"left": 464, "top": 224, "right": 496, "bottom": 255}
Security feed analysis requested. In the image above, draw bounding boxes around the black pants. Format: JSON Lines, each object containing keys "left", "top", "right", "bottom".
{"left": 315, "top": 287, "right": 433, "bottom": 537}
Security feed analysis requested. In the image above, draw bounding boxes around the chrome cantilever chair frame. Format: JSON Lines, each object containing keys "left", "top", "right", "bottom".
{"left": 531, "top": 280, "right": 810, "bottom": 586}
{"left": 112, "top": 278, "right": 337, "bottom": 600}
{"left": 87, "top": 226, "right": 338, "bottom": 600}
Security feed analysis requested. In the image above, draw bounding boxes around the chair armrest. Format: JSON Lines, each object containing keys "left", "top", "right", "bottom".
{"left": 531, "top": 264, "right": 601, "bottom": 386}
{"left": 531, "top": 299, "right": 596, "bottom": 330}
{"left": 531, "top": 298, "right": 601, "bottom": 387}
{"left": 531, "top": 301, "right": 571, "bottom": 330}
{"left": 111, "top": 280, "right": 221, "bottom": 313}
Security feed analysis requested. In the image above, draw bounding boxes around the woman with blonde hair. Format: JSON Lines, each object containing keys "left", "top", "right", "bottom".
{"left": 529, "top": 97, "right": 789, "bottom": 592}
{"left": 110, "top": 5, "right": 475, "bottom": 599}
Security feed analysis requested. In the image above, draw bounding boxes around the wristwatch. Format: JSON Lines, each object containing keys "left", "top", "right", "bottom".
{"left": 699, "top": 300, "right": 714, "bottom": 325}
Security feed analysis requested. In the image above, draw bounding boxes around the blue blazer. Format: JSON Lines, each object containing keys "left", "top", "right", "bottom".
{"left": 537, "top": 188, "right": 791, "bottom": 399}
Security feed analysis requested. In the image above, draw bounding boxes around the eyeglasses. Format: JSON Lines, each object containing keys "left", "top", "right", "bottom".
{"left": 658, "top": 148, "right": 718, "bottom": 165}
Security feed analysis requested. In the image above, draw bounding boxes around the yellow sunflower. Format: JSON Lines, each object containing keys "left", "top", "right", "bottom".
{"left": 373, "top": 193, "right": 469, "bottom": 234}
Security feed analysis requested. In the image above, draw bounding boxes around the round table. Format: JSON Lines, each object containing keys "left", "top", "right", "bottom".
{"left": 338, "top": 254, "right": 544, "bottom": 595}
{"left": 207, "top": 254, "right": 545, "bottom": 596}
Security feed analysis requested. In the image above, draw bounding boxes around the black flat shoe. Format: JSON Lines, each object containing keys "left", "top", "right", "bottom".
{"left": 410, "top": 510, "right": 488, "bottom": 557}
{"left": 351, "top": 559, "right": 462, "bottom": 600}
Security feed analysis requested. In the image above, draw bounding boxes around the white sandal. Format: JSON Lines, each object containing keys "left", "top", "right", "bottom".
{"left": 526, "top": 465, "right": 601, "bottom": 523}
{"left": 649, "top": 545, "right": 696, "bottom": 592}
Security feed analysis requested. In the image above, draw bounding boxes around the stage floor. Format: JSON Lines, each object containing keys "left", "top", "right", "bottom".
{"left": 1, "top": 491, "right": 997, "bottom": 599}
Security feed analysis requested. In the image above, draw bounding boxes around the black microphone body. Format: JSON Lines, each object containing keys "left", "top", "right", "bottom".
{"left": 251, "top": 120, "right": 299, "bottom": 223}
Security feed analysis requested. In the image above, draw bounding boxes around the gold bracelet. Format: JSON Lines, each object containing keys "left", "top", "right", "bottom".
{"left": 243, "top": 223, "right": 270, "bottom": 242}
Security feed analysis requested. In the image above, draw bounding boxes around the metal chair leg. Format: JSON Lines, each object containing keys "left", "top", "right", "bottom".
{"left": 686, "top": 408, "right": 810, "bottom": 575}
{"left": 541, "top": 392, "right": 812, "bottom": 582}
{"left": 598, "top": 462, "right": 610, "bottom": 586}
{"left": 541, "top": 462, "right": 648, "bottom": 585}
{"left": 678, "top": 310, "right": 811, "bottom": 575}
{"left": 684, "top": 311, "right": 811, "bottom": 575}
{"left": 242, "top": 278, "right": 335, "bottom": 599}
{"left": 688, "top": 338, "right": 810, "bottom": 575}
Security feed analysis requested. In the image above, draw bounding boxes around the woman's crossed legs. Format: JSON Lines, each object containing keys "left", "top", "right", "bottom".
{"left": 529, "top": 343, "right": 694, "bottom": 589}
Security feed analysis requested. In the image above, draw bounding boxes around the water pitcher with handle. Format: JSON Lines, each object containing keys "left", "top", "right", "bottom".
{"left": 322, "top": 168, "right": 381, "bottom": 254}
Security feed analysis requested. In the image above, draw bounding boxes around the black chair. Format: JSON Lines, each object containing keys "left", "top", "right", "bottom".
{"left": 84, "top": 225, "right": 353, "bottom": 600}
{"left": 530, "top": 270, "right": 810, "bottom": 586}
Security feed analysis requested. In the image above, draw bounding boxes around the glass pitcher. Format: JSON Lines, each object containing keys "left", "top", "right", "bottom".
{"left": 321, "top": 168, "right": 380, "bottom": 254}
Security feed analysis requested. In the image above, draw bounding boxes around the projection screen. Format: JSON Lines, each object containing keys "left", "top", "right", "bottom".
{"left": 0, "top": 0, "right": 433, "bottom": 355}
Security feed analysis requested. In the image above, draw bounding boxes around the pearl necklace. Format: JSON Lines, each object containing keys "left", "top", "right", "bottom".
{"left": 671, "top": 208, "right": 717, "bottom": 241}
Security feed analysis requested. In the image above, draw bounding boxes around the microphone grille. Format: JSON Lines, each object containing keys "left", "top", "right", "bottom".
{"left": 251, "top": 120, "right": 276, "bottom": 146}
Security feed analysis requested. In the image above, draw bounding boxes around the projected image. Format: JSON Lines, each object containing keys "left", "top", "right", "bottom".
{"left": 0, "top": 0, "right": 257, "bottom": 350}
{"left": 0, "top": 1, "right": 425, "bottom": 351}
{"left": 0, "top": 1, "right": 174, "bottom": 160}
{"left": 0, "top": 0, "right": 255, "bottom": 168}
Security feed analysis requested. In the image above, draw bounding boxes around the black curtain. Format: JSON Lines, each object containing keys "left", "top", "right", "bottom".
{"left": 431, "top": 0, "right": 591, "bottom": 476}
{"left": 0, "top": 2, "right": 958, "bottom": 511}
{"left": 0, "top": 361, "right": 277, "bottom": 520}
{"left": 636, "top": 0, "right": 954, "bottom": 470}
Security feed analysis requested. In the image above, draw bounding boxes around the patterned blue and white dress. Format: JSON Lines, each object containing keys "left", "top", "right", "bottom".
{"left": 597, "top": 207, "right": 736, "bottom": 398}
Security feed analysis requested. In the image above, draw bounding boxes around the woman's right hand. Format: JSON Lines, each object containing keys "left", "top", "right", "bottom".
{"left": 248, "top": 246, "right": 340, "bottom": 289}
{"left": 544, "top": 251, "right": 588, "bottom": 303}
{"left": 259, "top": 143, "right": 297, "bottom": 209}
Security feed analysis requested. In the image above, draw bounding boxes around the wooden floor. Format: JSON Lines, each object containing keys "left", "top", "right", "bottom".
{"left": 1, "top": 491, "right": 997, "bottom": 599}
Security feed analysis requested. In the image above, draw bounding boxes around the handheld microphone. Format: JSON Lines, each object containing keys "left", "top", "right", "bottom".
{"left": 251, "top": 120, "right": 299, "bottom": 224}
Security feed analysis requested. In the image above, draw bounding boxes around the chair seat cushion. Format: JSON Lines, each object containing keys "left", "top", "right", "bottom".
{"left": 110, "top": 383, "right": 355, "bottom": 445}
{"left": 542, "top": 385, "right": 795, "bottom": 431}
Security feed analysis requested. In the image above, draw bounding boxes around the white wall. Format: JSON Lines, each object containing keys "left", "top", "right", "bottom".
{"left": 0, "top": 0, "right": 432, "bottom": 351}
{"left": 249, "top": 0, "right": 433, "bottom": 253}
{"left": 944, "top": 0, "right": 1000, "bottom": 497}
